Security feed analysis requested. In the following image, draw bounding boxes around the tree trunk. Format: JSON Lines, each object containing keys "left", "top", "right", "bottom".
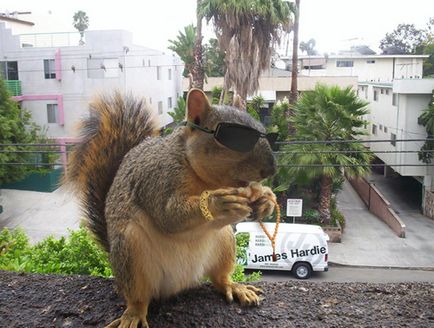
{"left": 219, "top": 87, "right": 226, "bottom": 105}
{"left": 319, "top": 175, "right": 333, "bottom": 225}
{"left": 233, "top": 92, "right": 247, "bottom": 111}
{"left": 289, "top": 0, "right": 300, "bottom": 104}
{"left": 192, "top": 0, "right": 205, "bottom": 90}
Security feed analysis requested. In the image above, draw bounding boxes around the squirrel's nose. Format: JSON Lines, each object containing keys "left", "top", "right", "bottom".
{"left": 260, "top": 155, "right": 276, "bottom": 179}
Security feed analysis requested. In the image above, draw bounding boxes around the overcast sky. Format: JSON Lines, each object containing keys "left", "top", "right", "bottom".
{"left": 1, "top": 0, "right": 433, "bottom": 54}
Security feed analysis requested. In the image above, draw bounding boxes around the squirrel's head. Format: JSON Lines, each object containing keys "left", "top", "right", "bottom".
{"left": 183, "top": 89, "right": 276, "bottom": 188}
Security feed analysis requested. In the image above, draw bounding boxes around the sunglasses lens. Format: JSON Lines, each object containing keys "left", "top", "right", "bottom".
{"left": 215, "top": 124, "right": 259, "bottom": 152}
{"left": 266, "top": 133, "right": 279, "bottom": 150}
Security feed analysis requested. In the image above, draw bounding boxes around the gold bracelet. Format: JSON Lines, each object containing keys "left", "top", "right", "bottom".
{"left": 200, "top": 191, "right": 214, "bottom": 222}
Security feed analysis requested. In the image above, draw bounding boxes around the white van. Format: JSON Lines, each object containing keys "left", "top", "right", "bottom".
{"left": 235, "top": 222, "right": 329, "bottom": 279}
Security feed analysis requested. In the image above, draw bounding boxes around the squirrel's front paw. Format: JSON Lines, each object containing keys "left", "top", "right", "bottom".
{"left": 248, "top": 183, "right": 277, "bottom": 221}
{"left": 208, "top": 188, "right": 252, "bottom": 222}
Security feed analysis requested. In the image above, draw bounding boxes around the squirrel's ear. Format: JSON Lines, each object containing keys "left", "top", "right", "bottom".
{"left": 233, "top": 95, "right": 242, "bottom": 110}
{"left": 186, "top": 88, "right": 211, "bottom": 126}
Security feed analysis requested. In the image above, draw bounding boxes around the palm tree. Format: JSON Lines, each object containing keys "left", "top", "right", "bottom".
{"left": 280, "top": 84, "right": 373, "bottom": 224}
{"left": 289, "top": 0, "right": 300, "bottom": 104}
{"left": 299, "top": 38, "right": 317, "bottom": 76}
{"left": 168, "top": 25, "right": 197, "bottom": 78}
{"left": 192, "top": 0, "right": 205, "bottom": 89}
{"left": 201, "top": 0, "right": 293, "bottom": 110}
{"left": 73, "top": 11, "right": 89, "bottom": 45}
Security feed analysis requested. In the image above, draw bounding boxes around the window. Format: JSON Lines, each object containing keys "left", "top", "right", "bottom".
{"left": 0, "top": 61, "right": 19, "bottom": 80}
{"left": 87, "top": 58, "right": 119, "bottom": 78}
{"left": 157, "top": 66, "right": 161, "bottom": 80}
{"left": 379, "top": 124, "right": 383, "bottom": 131}
{"left": 372, "top": 124, "right": 377, "bottom": 135}
{"left": 385, "top": 89, "right": 390, "bottom": 95}
{"left": 168, "top": 97, "right": 172, "bottom": 109}
{"left": 384, "top": 126, "right": 388, "bottom": 133}
{"left": 168, "top": 68, "right": 172, "bottom": 80}
{"left": 365, "top": 87, "right": 368, "bottom": 98}
{"left": 373, "top": 89, "right": 378, "bottom": 101}
{"left": 392, "top": 93, "right": 397, "bottom": 106}
{"left": 336, "top": 60, "right": 354, "bottom": 67}
{"left": 44, "top": 59, "right": 56, "bottom": 79}
{"left": 367, "top": 60, "right": 375, "bottom": 64}
{"left": 158, "top": 101, "right": 163, "bottom": 115}
{"left": 390, "top": 133, "right": 396, "bottom": 146}
{"left": 380, "top": 89, "right": 384, "bottom": 94}
{"left": 47, "top": 104, "right": 58, "bottom": 123}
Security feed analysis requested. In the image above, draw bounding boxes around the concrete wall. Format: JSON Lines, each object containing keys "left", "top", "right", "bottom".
{"left": 349, "top": 177, "right": 406, "bottom": 238}
{"left": 423, "top": 190, "right": 434, "bottom": 220}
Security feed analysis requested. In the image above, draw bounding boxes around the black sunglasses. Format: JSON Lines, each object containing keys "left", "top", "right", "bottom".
{"left": 182, "top": 121, "right": 278, "bottom": 153}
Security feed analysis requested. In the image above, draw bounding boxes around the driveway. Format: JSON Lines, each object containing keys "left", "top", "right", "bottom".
{"left": 368, "top": 172, "right": 433, "bottom": 239}
{"left": 0, "top": 187, "right": 80, "bottom": 243}
{"left": 330, "top": 179, "right": 434, "bottom": 268}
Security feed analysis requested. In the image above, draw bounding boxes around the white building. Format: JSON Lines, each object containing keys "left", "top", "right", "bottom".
{"left": 358, "top": 79, "right": 434, "bottom": 177}
{"left": 295, "top": 54, "right": 427, "bottom": 82}
{"left": 0, "top": 22, "right": 183, "bottom": 140}
{"left": 0, "top": 13, "right": 35, "bottom": 34}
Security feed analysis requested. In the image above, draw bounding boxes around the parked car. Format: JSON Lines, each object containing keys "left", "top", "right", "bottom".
{"left": 235, "top": 222, "right": 329, "bottom": 279}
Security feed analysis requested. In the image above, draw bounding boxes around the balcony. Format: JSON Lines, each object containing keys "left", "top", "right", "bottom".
{"left": 4, "top": 80, "right": 22, "bottom": 96}
{"left": 19, "top": 32, "right": 83, "bottom": 48}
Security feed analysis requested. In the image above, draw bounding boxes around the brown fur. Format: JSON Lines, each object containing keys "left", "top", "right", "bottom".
{"left": 66, "top": 89, "right": 276, "bottom": 327}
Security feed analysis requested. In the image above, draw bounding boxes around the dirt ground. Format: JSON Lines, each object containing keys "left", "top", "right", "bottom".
{"left": 1, "top": 270, "right": 433, "bottom": 328}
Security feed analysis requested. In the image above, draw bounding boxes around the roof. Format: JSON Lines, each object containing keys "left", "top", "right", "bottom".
{"left": 0, "top": 15, "right": 34, "bottom": 26}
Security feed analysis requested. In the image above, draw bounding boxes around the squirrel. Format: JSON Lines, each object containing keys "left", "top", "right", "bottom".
{"left": 65, "top": 88, "right": 277, "bottom": 328}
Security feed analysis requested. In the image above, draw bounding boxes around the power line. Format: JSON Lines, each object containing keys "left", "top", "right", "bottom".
{"left": 276, "top": 138, "right": 434, "bottom": 145}
{"left": 1, "top": 162, "right": 433, "bottom": 168}
{"left": 2, "top": 52, "right": 169, "bottom": 62}
{"left": 278, "top": 163, "right": 434, "bottom": 168}
{"left": 3, "top": 63, "right": 184, "bottom": 75}
{"left": 274, "top": 150, "right": 432, "bottom": 155}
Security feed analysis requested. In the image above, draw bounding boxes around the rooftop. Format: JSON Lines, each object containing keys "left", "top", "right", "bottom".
{"left": 0, "top": 14, "right": 34, "bottom": 26}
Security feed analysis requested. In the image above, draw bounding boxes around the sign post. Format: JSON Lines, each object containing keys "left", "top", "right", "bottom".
{"left": 286, "top": 199, "right": 303, "bottom": 223}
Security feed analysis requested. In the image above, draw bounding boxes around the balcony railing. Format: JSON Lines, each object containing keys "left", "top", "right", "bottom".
{"left": 4, "top": 80, "right": 22, "bottom": 96}
{"left": 19, "top": 32, "right": 83, "bottom": 48}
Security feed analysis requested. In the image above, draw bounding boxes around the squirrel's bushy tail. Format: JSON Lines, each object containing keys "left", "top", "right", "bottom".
{"left": 65, "top": 92, "right": 158, "bottom": 251}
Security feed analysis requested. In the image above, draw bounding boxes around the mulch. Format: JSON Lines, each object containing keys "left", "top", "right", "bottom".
{"left": 1, "top": 270, "right": 433, "bottom": 327}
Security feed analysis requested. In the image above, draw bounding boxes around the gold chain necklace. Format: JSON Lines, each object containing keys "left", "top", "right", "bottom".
{"left": 258, "top": 198, "right": 280, "bottom": 262}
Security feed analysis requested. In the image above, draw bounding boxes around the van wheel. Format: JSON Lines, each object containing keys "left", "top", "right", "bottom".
{"left": 292, "top": 262, "right": 312, "bottom": 279}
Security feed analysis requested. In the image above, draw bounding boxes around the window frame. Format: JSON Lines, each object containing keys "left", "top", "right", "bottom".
{"left": 46, "top": 103, "right": 58, "bottom": 124}
{"left": 390, "top": 133, "right": 396, "bottom": 146}
{"left": 44, "top": 59, "right": 56, "bottom": 79}
{"left": 336, "top": 60, "right": 354, "bottom": 67}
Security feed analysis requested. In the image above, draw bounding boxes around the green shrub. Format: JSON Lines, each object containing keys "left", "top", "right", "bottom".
{"left": 0, "top": 226, "right": 112, "bottom": 276}
{"left": 303, "top": 209, "right": 321, "bottom": 225}
{"left": 0, "top": 227, "right": 260, "bottom": 282}
{"left": 331, "top": 207, "right": 345, "bottom": 229}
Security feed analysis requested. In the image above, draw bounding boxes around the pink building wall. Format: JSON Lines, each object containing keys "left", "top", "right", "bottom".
{"left": 12, "top": 94, "right": 64, "bottom": 125}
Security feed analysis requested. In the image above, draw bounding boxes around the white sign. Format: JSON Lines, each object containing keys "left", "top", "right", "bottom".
{"left": 286, "top": 199, "right": 303, "bottom": 217}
